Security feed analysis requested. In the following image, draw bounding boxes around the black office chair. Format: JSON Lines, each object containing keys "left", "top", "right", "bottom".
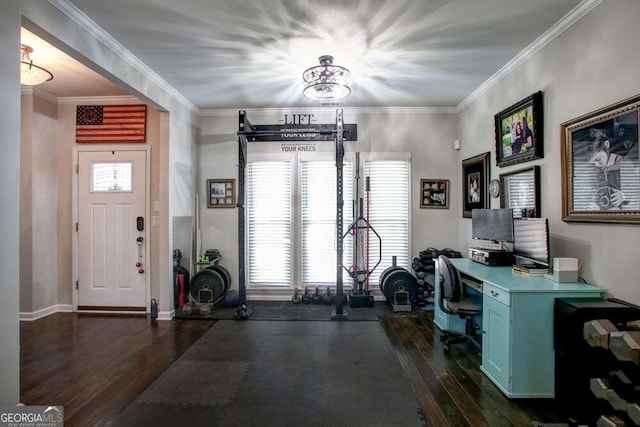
{"left": 437, "top": 255, "right": 482, "bottom": 354}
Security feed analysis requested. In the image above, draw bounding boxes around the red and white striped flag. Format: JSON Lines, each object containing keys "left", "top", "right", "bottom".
{"left": 76, "top": 104, "right": 147, "bottom": 143}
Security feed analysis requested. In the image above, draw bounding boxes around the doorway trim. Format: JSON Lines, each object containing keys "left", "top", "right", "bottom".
{"left": 72, "top": 144, "right": 151, "bottom": 313}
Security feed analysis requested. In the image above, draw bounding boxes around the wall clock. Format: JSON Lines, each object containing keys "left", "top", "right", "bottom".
{"left": 489, "top": 179, "right": 500, "bottom": 198}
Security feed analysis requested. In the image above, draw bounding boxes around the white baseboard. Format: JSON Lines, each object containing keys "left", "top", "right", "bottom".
{"left": 157, "top": 310, "right": 174, "bottom": 321}
{"left": 20, "top": 304, "right": 73, "bottom": 321}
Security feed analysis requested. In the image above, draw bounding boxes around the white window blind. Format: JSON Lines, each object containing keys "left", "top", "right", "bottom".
{"left": 504, "top": 168, "right": 536, "bottom": 216}
{"left": 365, "top": 160, "right": 410, "bottom": 285}
{"left": 301, "top": 160, "right": 353, "bottom": 285}
{"left": 247, "top": 161, "right": 292, "bottom": 286}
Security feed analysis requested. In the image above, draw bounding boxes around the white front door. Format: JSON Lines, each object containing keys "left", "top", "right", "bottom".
{"left": 77, "top": 150, "right": 147, "bottom": 310}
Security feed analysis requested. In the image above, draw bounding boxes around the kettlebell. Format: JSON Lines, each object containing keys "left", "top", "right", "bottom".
{"left": 322, "top": 287, "right": 335, "bottom": 305}
{"left": 311, "top": 287, "right": 322, "bottom": 304}
{"left": 292, "top": 288, "right": 302, "bottom": 304}
{"left": 301, "top": 287, "right": 312, "bottom": 304}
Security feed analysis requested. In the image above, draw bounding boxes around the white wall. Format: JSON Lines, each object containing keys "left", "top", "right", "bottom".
{"left": 198, "top": 108, "right": 459, "bottom": 292}
{"left": 0, "top": 0, "right": 22, "bottom": 406}
{"left": 457, "top": 0, "right": 640, "bottom": 304}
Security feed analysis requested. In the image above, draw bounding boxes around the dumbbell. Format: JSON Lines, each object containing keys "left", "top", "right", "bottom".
{"left": 584, "top": 319, "right": 618, "bottom": 349}
{"left": 610, "top": 331, "right": 640, "bottom": 364}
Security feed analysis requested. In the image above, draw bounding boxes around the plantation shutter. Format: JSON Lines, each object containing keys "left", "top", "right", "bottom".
{"left": 364, "top": 160, "right": 410, "bottom": 284}
{"left": 301, "top": 160, "right": 353, "bottom": 285}
{"left": 247, "top": 161, "right": 292, "bottom": 286}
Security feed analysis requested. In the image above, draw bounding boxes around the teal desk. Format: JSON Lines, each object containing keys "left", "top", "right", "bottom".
{"left": 434, "top": 258, "right": 604, "bottom": 398}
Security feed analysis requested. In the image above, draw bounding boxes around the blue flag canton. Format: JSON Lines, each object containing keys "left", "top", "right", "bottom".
{"left": 77, "top": 105, "right": 104, "bottom": 125}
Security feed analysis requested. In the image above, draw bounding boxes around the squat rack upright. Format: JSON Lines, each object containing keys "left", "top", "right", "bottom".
{"left": 236, "top": 109, "right": 356, "bottom": 320}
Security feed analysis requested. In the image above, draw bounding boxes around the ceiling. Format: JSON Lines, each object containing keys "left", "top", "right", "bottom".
{"left": 24, "top": 0, "right": 588, "bottom": 111}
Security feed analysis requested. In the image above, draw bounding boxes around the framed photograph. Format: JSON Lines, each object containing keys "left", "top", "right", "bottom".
{"left": 561, "top": 95, "right": 640, "bottom": 223}
{"left": 462, "top": 152, "right": 490, "bottom": 218}
{"left": 207, "top": 179, "right": 235, "bottom": 208}
{"left": 494, "top": 91, "right": 544, "bottom": 167}
{"left": 420, "top": 179, "right": 449, "bottom": 209}
{"left": 499, "top": 166, "right": 540, "bottom": 218}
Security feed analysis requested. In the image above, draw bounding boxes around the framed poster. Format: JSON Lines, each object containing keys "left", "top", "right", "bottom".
{"left": 495, "top": 91, "right": 544, "bottom": 167}
{"left": 561, "top": 95, "right": 640, "bottom": 223}
{"left": 420, "top": 179, "right": 449, "bottom": 209}
{"left": 462, "top": 152, "right": 490, "bottom": 218}
{"left": 207, "top": 179, "right": 235, "bottom": 208}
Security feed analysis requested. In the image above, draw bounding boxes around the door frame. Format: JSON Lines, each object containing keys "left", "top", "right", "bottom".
{"left": 72, "top": 144, "right": 151, "bottom": 313}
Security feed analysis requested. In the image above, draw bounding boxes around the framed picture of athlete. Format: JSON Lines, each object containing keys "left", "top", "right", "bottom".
{"left": 561, "top": 94, "right": 640, "bottom": 223}
{"left": 494, "top": 91, "right": 544, "bottom": 167}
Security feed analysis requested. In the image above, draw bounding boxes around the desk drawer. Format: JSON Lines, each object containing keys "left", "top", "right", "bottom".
{"left": 483, "top": 283, "right": 510, "bottom": 306}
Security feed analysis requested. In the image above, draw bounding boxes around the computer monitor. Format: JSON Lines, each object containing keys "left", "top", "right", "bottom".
{"left": 513, "top": 218, "right": 550, "bottom": 267}
{"left": 471, "top": 208, "right": 514, "bottom": 243}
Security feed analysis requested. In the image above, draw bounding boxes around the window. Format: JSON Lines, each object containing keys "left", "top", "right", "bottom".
{"left": 301, "top": 159, "right": 353, "bottom": 286}
{"left": 247, "top": 161, "right": 292, "bottom": 286}
{"left": 91, "top": 161, "right": 132, "bottom": 192}
{"left": 246, "top": 154, "right": 409, "bottom": 292}
{"left": 365, "top": 158, "right": 410, "bottom": 285}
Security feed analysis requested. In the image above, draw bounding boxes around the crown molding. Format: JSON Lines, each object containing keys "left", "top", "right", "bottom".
{"left": 48, "top": 0, "right": 198, "bottom": 114}
{"left": 456, "top": 0, "right": 604, "bottom": 112}
{"left": 199, "top": 105, "right": 457, "bottom": 118}
{"left": 21, "top": 87, "right": 59, "bottom": 104}
{"left": 57, "top": 95, "right": 139, "bottom": 105}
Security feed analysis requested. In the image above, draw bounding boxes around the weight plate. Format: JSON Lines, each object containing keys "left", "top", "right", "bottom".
{"left": 190, "top": 269, "right": 225, "bottom": 304}
{"left": 206, "top": 264, "right": 231, "bottom": 292}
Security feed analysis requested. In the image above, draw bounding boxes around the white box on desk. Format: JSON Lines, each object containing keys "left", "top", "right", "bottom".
{"left": 545, "top": 257, "right": 578, "bottom": 283}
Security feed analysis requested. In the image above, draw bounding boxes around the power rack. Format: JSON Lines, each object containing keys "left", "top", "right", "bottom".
{"left": 236, "top": 110, "right": 357, "bottom": 319}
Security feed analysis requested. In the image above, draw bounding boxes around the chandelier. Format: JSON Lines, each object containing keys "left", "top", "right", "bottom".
{"left": 20, "top": 44, "right": 53, "bottom": 86}
{"left": 302, "top": 55, "right": 351, "bottom": 102}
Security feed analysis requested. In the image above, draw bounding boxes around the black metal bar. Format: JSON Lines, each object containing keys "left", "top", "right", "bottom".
{"left": 237, "top": 111, "right": 249, "bottom": 318}
{"left": 237, "top": 123, "right": 357, "bottom": 142}
{"left": 333, "top": 109, "right": 348, "bottom": 319}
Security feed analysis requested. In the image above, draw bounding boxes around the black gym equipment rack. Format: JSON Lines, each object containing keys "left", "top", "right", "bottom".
{"left": 236, "top": 110, "right": 357, "bottom": 320}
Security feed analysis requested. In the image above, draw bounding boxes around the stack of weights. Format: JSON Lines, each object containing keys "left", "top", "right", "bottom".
{"left": 411, "top": 247, "right": 462, "bottom": 307}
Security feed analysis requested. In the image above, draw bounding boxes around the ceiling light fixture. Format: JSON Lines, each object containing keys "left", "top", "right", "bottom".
{"left": 302, "top": 55, "right": 351, "bottom": 102}
{"left": 20, "top": 44, "right": 53, "bottom": 86}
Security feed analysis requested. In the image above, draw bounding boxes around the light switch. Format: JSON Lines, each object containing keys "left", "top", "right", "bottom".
{"left": 152, "top": 216, "right": 159, "bottom": 227}
{"left": 153, "top": 201, "right": 160, "bottom": 213}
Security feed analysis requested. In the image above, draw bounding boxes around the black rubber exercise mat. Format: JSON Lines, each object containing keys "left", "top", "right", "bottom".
{"left": 115, "top": 320, "right": 424, "bottom": 427}
{"left": 247, "top": 301, "right": 380, "bottom": 321}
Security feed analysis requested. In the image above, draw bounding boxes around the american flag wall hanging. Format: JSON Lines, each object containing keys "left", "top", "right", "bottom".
{"left": 76, "top": 104, "right": 147, "bottom": 143}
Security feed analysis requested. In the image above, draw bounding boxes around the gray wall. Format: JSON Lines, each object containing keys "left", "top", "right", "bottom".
{"left": 0, "top": 0, "right": 22, "bottom": 406}
{"left": 20, "top": 93, "right": 59, "bottom": 314}
{"left": 457, "top": 0, "right": 640, "bottom": 304}
{"left": 198, "top": 108, "right": 459, "bottom": 290}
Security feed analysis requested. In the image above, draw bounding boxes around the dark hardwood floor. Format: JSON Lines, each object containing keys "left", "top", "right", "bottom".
{"left": 20, "top": 313, "right": 214, "bottom": 427}
{"left": 21, "top": 311, "right": 567, "bottom": 426}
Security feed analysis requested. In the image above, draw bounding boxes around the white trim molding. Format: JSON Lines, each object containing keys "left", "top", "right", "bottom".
{"left": 48, "top": 0, "right": 198, "bottom": 114}
{"left": 456, "top": 0, "right": 604, "bottom": 112}
{"left": 157, "top": 310, "right": 174, "bottom": 321}
{"left": 199, "top": 105, "right": 457, "bottom": 118}
{"left": 20, "top": 304, "right": 74, "bottom": 321}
